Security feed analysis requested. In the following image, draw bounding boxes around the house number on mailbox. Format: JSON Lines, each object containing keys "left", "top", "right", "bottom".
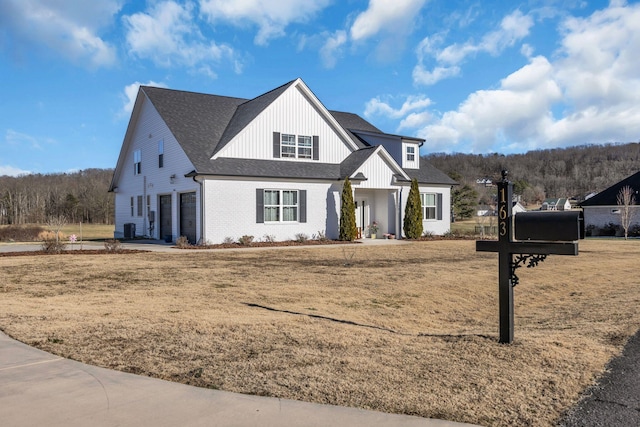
{"left": 476, "top": 170, "right": 582, "bottom": 344}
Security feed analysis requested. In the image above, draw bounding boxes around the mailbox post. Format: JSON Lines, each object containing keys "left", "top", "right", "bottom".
{"left": 476, "top": 170, "right": 583, "bottom": 344}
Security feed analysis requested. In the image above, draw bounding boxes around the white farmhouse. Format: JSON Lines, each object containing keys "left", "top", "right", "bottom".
{"left": 109, "top": 79, "right": 456, "bottom": 243}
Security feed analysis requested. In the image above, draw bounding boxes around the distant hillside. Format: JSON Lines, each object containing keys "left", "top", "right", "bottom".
{"left": 0, "top": 169, "right": 114, "bottom": 225}
{"left": 426, "top": 142, "right": 640, "bottom": 205}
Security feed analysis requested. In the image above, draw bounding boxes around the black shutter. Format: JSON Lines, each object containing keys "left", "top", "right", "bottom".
{"left": 256, "top": 189, "right": 264, "bottom": 223}
{"left": 299, "top": 190, "right": 307, "bottom": 223}
{"left": 437, "top": 193, "right": 443, "bottom": 220}
{"left": 312, "top": 136, "right": 319, "bottom": 160}
{"left": 273, "top": 132, "right": 280, "bottom": 158}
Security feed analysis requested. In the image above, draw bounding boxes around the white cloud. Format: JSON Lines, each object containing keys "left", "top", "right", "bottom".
{"left": 199, "top": 0, "right": 331, "bottom": 45}
{"left": 123, "top": 1, "right": 237, "bottom": 75}
{"left": 5, "top": 129, "right": 56, "bottom": 150}
{"left": 0, "top": 165, "right": 31, "bottom": 177}
{"left": 319, "top": 30, "right": 347, "bottom": 69}
{"left": 122, "top": 81, "right": 168, "bottom": 116}
{"left": 0, "top": 0, "right": 120, "bottom": 67}
{"left": 364, "top": 95, "right": 432, "bottom": 119}
{"left": 350, "top": 0, "right": 428, "bottom": 42}
{"left": 414, "top": 10, "right": 534, "bottom": 86}
{"left": 390, "top": 2, "right": 640, "bottom": 153}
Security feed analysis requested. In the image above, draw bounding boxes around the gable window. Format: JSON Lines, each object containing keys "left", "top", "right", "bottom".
{"left": 298, "top": 136, "right": 312, "bottom": 159}
{"left": 281, "top": 134, "right": 296, "bottom": 158}
{"left": 158, "top": 140, "right": 164, "bottom": 168}
{"left": 273, "top": 132, "right": 319, "bottom": 160}
{"left": 256, "top": 189, "right": 307, "bottom": 223}
{"left": 134, "top": 149, "right": 141, "bottom": 175}
{"left": 406, "top": 146, "right": 416, "bottom": 162}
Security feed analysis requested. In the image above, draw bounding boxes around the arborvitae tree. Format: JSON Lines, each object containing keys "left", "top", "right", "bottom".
{"left": 339, "top": 177, "right": 357, "bottom": 241}
{"left": 452, "top": 183, "right": 479, "bottom": 220}
{"left": 403, "top": 178, "right": 423, "bottom": 239}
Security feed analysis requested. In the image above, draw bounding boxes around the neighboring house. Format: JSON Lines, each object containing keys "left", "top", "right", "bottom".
{"left": 109, "top": 79, "right": 456, "bottom": 243}
{"left": 580, "top": 170, "right": 640, "bottom": 232}
{"left": 477, "top": 201, "right": 524, "bottom": 217}
{"left": 512, "top": 201, "right": 526, "bottom": 214}
{"left": 541, "top": 198, "right": 571, "bottom": 211}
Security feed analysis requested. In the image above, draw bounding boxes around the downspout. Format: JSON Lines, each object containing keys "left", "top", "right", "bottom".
{"left": 398, "top": 187, "right": 403, "bottom": 240}
{"left": 192, "top": 175, "right": 205, "bottom": 244}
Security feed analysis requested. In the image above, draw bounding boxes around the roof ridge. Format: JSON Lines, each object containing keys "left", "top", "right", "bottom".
{"left": 141, "top": 85, "right": 248, "bottom": 102}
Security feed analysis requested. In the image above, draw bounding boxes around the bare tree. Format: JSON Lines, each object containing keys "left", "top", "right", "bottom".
{"left": 616, "top": 185, "right": 636, "bottom": 239}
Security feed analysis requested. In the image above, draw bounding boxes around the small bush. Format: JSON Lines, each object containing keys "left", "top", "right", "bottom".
{"left": 103, "top": 239, "right": 122, "bottom": 253}
{"left": 314, "top": 230, "right": 328, "bottom": 241}
{"left": 262, "top": 234, "right": 276, "bottom": 243}
{"left": 176, "top": 236, "right": 191, "bottom": 248}
{"left": 238, "top": 235, "right": 254, "bottom": 246}
{"left": 294, "top": 233, "right": 309, "bottom": 243}
{"left": 601, "top": 222, "right": 619, "bottom": 237}
{"left": 629, "top": 224, "right": 640, "bottom": 237}
{"left": 223, "top": 236, "right": 235, "bottom": 244}
{"left": 0, "top": 225, "right": 46, "bottom": 242}
{"left": 422, "top": 230, "right": 434, "bottom": 238}
{"left": 39, "top": 230, "right": 67, "bottom": 253}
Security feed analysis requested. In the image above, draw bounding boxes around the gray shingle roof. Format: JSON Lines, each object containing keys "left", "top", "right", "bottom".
{"left": 191, "top": 158, "right": 341, "bottom": 180}
{"left": 142, "top": 83, "right": 454, "bottom": 186}
{"left": 214, "top": 80, "right": 296, "bottom": 155}
{"left": 404, "top": 162, "right": 458, "bottom": 185}
{"left": 142, "top": 86, "right": 246, "bottom": 172}
{"left": 580, "top": 170, "right": 640, "bottom": 206}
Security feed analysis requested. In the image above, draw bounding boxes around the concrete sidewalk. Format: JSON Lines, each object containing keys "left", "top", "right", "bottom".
{"left": 0, "top": 332, "right": 477, "bottom": 427}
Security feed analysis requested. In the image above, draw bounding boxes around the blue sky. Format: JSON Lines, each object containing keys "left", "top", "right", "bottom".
{"left": 1, "top": 0, "right": 639, "bottom": 176}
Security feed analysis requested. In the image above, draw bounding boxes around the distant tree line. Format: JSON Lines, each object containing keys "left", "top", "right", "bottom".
{"left": 0, "top": 169, "right": 114, "bottom": 225}
{"left": 426, "top": 142, "right": 640, "bottom": 207}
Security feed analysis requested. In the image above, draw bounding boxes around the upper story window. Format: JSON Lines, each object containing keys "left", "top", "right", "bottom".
{"left": 406, "top": 146, "right": 416, "bottom": 162}
{"left": 281, "top": 134, "right": 296, "bottom": 158}
{"left": 134, "top": 149, "right": 141, "bottom": 175}
{"left": 298, "top": 136, "right": 312, "bottom": 159}
{"left": 158, "top": 140, "right": 164, "bottom": 168}
{"left": 273, "top": 132, "right": 318, "bottom": 161}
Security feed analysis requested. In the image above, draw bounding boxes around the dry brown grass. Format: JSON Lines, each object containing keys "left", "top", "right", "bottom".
{"left": 1, "top": 240, "right": 638, "bottom": 426}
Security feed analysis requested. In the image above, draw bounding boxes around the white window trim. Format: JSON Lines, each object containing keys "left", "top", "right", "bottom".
{"left": 264, "top": 189, "right": 299, "bottom": 223}
{"left": 421, "top": 193, "right": 437, "bottom": 221}
{"left": 406, "top": 146, "right": 416, "bottom": 162}
{"left": 281, "top": 133, "right": 313, "bottom": 160}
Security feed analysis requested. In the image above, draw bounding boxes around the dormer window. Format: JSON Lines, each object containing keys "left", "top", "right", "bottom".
{"left": 406, "top": 146, "right": 415, "bottom": 162}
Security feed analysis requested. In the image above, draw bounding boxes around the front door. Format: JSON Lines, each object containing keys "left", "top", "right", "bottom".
{"left": 159, "top": 195, "right": 172, "bottom": 242}
{"left": 355, "top": 198, "right": 370, "bottom": 238}
{"left": 180, "top": 192, "right": 197, "bottom": 244}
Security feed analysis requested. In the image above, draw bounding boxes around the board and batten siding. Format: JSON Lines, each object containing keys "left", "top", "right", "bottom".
{"left": 201, "top": 177, "right": 340, "bottom": 243}
{"left": 402, "top": 141, "right": 420, "bottom": 169}
{"left": 214, "top": 85, "right": 353, "bottom": 164}
{"left": 352, "top": 153, "right": 400, "bottom": 189}
{"left": 113, "top": 95, "right": 199, "bottom": 241}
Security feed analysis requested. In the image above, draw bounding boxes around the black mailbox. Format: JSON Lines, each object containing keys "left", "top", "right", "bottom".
{"left": 514, "top": 210, "right": 584, "bottom": 242}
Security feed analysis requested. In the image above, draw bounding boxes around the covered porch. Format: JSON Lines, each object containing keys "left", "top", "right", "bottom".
{"left": 353, "top": 188, "right": 402, "bottom": 239}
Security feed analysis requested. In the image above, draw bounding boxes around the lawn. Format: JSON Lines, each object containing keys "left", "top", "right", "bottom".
{"left": 0, "top": 240, "right": 638, "bottom": 426}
